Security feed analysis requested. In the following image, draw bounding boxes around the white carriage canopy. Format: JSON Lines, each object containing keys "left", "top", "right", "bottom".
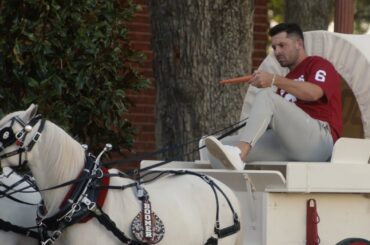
{"left": 241, "top": 30, "right": 370, "bottom": 138}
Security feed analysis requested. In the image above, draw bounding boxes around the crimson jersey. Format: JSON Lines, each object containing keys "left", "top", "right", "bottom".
{"left": 276, "top": 56, "right": 343, "bottom": 142}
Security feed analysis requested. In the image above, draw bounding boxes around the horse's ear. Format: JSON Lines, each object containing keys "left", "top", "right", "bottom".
{"left": 23, "top": 104, "right": 39, "bottom": 120}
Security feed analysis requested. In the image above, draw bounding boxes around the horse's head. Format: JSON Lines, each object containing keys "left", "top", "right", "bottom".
{"left": 0, "top": 104, "right": 42, "bottom": 170}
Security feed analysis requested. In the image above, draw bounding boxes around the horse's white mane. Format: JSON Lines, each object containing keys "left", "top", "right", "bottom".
{"left": 0, "top": 105, "right": 87, "bottom": 216}
{"left": 29, "top": 119, "right": 86, "bottom": 215}
{"left": 36, "top": 120, "right": 85, "bottom": 179}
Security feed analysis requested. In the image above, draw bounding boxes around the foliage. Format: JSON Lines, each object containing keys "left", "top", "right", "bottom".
{"left": 0, "top": 0, "right": 149, "bottom": 153}
{"left": 269, "top": 0, "right": 370, "bottom": 34}
{"left": 355, "top": 0, "right": 370, "bottom": 34}
{"left": 268, "top": 0, "right": 284, "bottom": 24}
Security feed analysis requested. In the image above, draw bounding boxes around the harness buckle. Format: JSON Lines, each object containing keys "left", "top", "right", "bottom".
{"left": 32, "top": 132, "right": 42, "bottom": 143}
{"left": 73, "top": 203, "right": 81, "bottom": 212}
{"left": 81, "top": 196, "right": 97, "bottom": 211}
{"left": 15, "top": 130, "right": 24, "bottom": 140}
{"left": 214, "top": 221, "right": 220, "bottom": 230}
{"left": 37, "top": 220, "right": 46, "bottom": 228}
{"left": 57, "top": 203, "right": 80, "bottom": 223}
{"left": 93, "top": 168, "right": 104, "bottom": 179}
{"left": 87, "top": 202, "right": 97, "bottom": 211}
{"left": 64, "top": 215, "right": 72, "bottom": 223}
{"left": 42, "top": 238, "right": 54, "bottom": 245}
{"left": 51, "top": 230, "right": 61, "bottom": 240}
{"left": 201, "top": 174, "right": 212, "bottom": 184}
{"left": 41, "top": 230, "right": 61, "bottom": 245}
{"left": 136, "top": 183, "right": 147, "bottom": 199}
{"left": 15, "top": 130, "right": 25, "bottom": 145}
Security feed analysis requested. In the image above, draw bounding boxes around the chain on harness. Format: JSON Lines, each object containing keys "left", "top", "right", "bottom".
{"left": 34, "top": 144, "right": 148, "bottom": 245}
{"left": 36, "top": 146, "right": 109, "bottom": 245}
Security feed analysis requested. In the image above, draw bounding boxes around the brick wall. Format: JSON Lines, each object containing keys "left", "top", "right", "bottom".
{"left": 123, "top": 0, "right": 156, "bottom": 165}
{"left": 252, "top": 0, "right": 269, "bottom": 70}
{"left": 122, "top": 0, "right": 268, "bottom": 167}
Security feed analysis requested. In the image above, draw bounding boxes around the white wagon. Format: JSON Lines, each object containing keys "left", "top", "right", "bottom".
{"left": 142, "top": 31, "right": 370, "bottom": 245}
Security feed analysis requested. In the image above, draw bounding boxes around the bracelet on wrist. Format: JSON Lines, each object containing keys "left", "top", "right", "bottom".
{"left": 271, "top": 74, "right": 276, "bottom": 87}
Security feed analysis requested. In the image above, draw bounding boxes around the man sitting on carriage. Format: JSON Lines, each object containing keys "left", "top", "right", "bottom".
{"left": 206, "top": 22, "right": 343, "bottom": 170}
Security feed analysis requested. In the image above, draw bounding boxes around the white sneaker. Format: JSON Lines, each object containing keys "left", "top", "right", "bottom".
{"left": 205, "top": 136, "right": 245, "bottom": 171}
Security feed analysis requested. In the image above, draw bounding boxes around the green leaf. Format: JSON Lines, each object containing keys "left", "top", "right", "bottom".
{"left": 27, "top": 77, "right": 40, "bottom": 88}
{"left": 0, "top": 0, "right": 149, "bottom": 153}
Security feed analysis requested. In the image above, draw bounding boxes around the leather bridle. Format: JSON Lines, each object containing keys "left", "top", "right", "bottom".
{"left": 0, "top": 114, "right": 45, "bottom": 169}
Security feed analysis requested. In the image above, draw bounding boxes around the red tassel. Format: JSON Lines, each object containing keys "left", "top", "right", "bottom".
{"left": 306, "top": 199, "right": 320, "bottom": 245}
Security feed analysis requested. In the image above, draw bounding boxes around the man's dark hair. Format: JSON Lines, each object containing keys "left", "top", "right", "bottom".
{"left": 269, "top": 23, "right": 304, "bottom": 41}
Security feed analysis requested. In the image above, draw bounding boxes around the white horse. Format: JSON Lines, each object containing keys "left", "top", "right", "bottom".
{"left": 0, "top": 167, "right": 40, "bottom": 245}
{"left": 0, "top": 104, "right": 242, "bottom": 245}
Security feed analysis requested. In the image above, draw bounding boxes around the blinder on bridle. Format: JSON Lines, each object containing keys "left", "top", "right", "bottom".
{"left": 0, "top": 114, "right": 45, "bottom": 169}
{"left": 0, "top": 126, "right": 16, "bottom": 150}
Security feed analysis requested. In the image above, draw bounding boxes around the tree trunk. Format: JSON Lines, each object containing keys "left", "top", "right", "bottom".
{"left": 150, "top": 0, "right": 253, "bottom": 160}
{"left": 284, "top": 0, "right": 335, "bottom": 31}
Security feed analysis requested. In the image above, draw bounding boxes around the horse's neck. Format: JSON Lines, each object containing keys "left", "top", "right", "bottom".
{"left": 29, "top": 121, "right": 85, "bottom": 216}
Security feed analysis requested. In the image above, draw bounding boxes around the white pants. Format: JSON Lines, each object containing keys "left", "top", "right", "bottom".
{"left": 239, "top": 89, "right": 333, "bottom": 162}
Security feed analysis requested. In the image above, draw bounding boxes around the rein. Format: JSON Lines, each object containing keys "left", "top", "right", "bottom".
{"left": 0, "top": 171, "right": 41, "bottom": 240}
{"left": 0, "top": 168, "right": 38, "bottom": 204}
{"left": 140, "top": 170, "right": 241, "bottom": 241}
{"left": 32, "top": 161, "right": 241, "bottom": 245}
{"left": 138, "top": 120, "right": 246, "bottom": 174}
{"left": 0, "top": 175, "right": 39, "bottom": 205}
{"left": 103, "top": 118, "right": 247, "bottom": 169}
{"left": 0, "top": 113, "right": 242, "bottom": 244}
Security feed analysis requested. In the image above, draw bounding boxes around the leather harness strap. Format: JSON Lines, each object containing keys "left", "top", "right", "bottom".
{"left": 137, "top": 170, "right": 241, "bottom": 244}
{"left": 0, "top": 114, "right": 240, "bottom": 244}
{"left": 37, "top": 155, "right": 111, "bottom": 244}
{"left": 90, "top": 205, "right": 148, "bottom": 245}
{"left": 0, "top": 218, "right": 39, "bottom": 240}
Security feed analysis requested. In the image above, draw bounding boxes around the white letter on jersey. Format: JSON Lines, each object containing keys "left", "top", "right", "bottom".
{"left": 315, "top": 70, "right": 326, "bottom": 82}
